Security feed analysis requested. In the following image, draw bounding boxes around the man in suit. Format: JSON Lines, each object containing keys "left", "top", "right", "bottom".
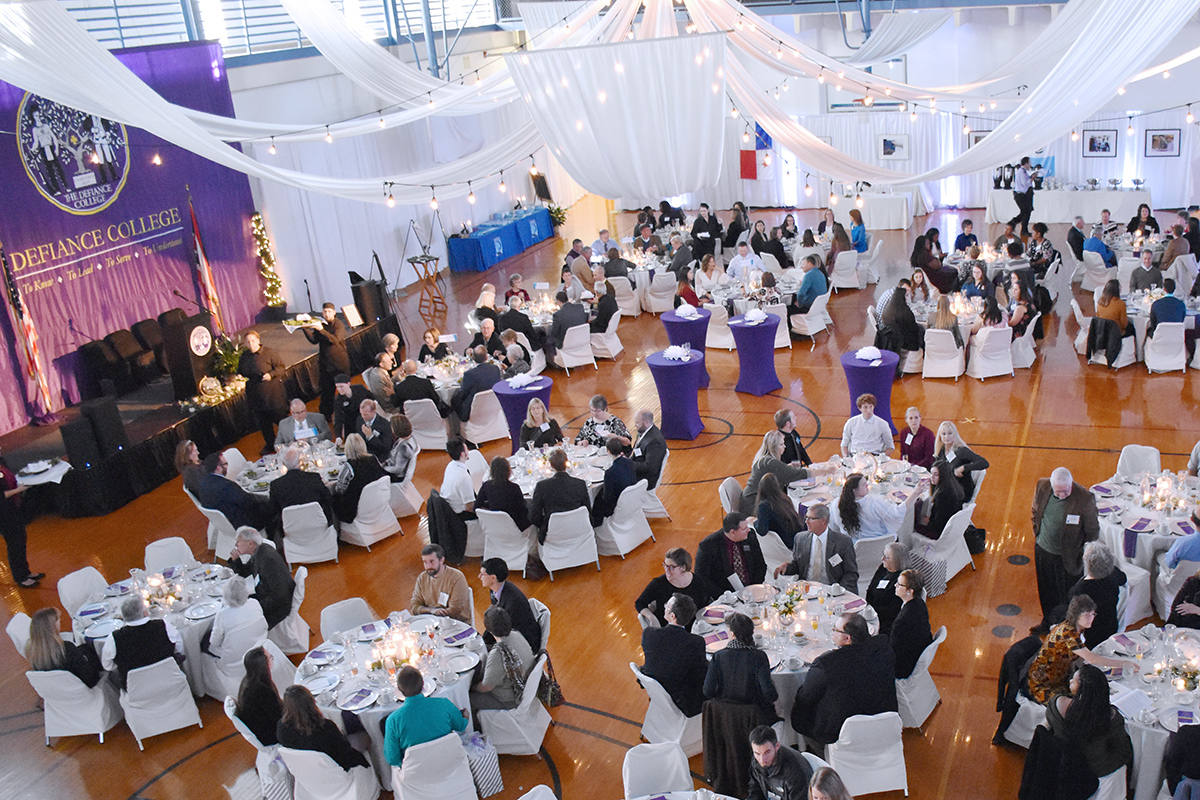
{"left": 774, "top": 409, "right": 812, "bottom": 467}
{"left": 238, "top": 330, "right": 287, "bottom": 455}
{"left": 275, "top": 398, "right": 332, "bottom": 448}
{"left": 1031, "top": 467, "right": 1099, "bottom": 633}
{"left": 772, "top": 504, "right": 858, "bottom": 594}
{"left": 563, "top": 239, "right": 584, "bottom": 270}
{"left": 467, "top": 317, "right": 505, "bottom": 361}
{"left": 358, "top": 398, "right": 394, "bottom": 461}
{"left": 669, "top": 235, "right": 694, "bottom": 280}
{"left": 498, "top": 295, "right": 543, "bottom": 350}
{"left": 196, "top": 452, "right": 272, "bottom": 532}
{"left": 1162, "top": 224, "right": 1191, "bottom": 275}
{"left": 226, "top": 527, "right": 296, "bottom": 629}
{"left": 571, "top": 246, "right": 595, "bottom": 289}
{"left": 791, "top": 612, "right": 898, "bottom": 746}
{"left": 303, "top": 302, "right": 351, "bottom": 418}
{"left": 394, "top": 360, "right": 450, "bottom": 418}
{"left": 479, "top": 557, "right": 541, "bottom": 652}
{"left": 528, "top": 448, "right": 591, "bottom": 544}
{"left": 451, "top": 346, "right": 502, "bottom": 423}
{"left": 631, "top": 410, "right": 667, "bottom": 490}
{"left": 1066, "top": 216, "right": 1087, "bottom": 263}
{"left": 270, "top": 445, "right": 333, "bottom": 526}
{"left": 695, "top": 512, "right": 766, "bottom": 593}
{"left": 363, "top": 352, "right": 399, "bottom": 413}
{"left": 544, "top": 290, "right": 588, "bottom": 358}
{"left": 589, "top": 280, "right": 619, "bottom": 334}
{"left": 634, "top": 224, "right": 664, "bottom": 255}
{"left": 591, "top": 437, "right": 636, "bottom": 526}
{"left": 332, "top": 375, "right": 372, "bottom": 441}
{"left": 641, "top": 593, "right": 707, "bottom": 718}
{"left": 603, "top": 247, "right": 637, "bottom": 288}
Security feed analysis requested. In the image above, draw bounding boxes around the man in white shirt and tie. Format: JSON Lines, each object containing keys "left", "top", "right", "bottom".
{"left": 774, "top": 504, "right": 859, "bottom": 593}
{"left": 591, "top": 229, "right": 615, "bottom": 257}
{"left": 440, "top": 439, "right": 476, "bottom": 520}
{"left": 726, "top": 241, "right": 764, "bottom": 283}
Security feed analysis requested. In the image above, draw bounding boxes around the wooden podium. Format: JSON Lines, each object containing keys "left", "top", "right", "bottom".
{"left": 162, "top": 311, "right": 213, "bottom": 401}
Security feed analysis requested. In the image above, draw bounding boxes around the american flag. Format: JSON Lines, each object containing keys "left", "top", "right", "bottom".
{"left": 1, "top": 245, "right": 53, "bottom": 416}
{"left": 189, "top": 198, "right": 225, "bottom": 332}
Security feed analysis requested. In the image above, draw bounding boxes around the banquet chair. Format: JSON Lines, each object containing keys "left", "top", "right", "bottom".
{"left": 553, "top": 324, "right": 597, "bottom": 374}
{"left": 518, "top": 786, "right": 556, "bottom": 800}
{"left": 1117, "top": 560, "right": 1153, "bottom": 629}
{"left": 223, "top": 696, "right": 295, "bottom": 800}
{"left": 389, "top": 446, "right": 424, "bottom": 518}
{"left": 387, "top": 732, "right": 472, "bottom": 800}
{"left": 7, "top": 613, "right": 31, "bottom": 658}
{"left": 26, "top": 668, "right": 123, "bottom": 745}
{"left": 1092, "top": 766, "right": 1127, "bottom": 800}
{"left": 826, "top": 712, "right": 907, "bottom": 797}
{"left": 802, "top": 752, "right": 831, "bottom": 771}
{"left": 1004, "top": 693, "right": 1047, "bottom": 748}
{"left": 642, "top": 449, "right": 671, "bottom": 520}
{"left": 860, "top": 240, "right": 882, "bottom": 285}
{"left": 629, "top": 663, "right": 702, "bottom": 757}
{"left": 479, "top": 509, "right": 535, "bottom": 576}
{"left": 1011, "top": 312, "right": 1041, "bottom": 369}
{"left": 1036, "top": 256, "right": 1064, "bottom": 305}
{"left": 609, "top": 275, "right": 641, "bottom": 317}
{"left": 590, "top": 311, "right": 624, "bottom": 359}
{"left": 829, "top": 250, "right": 863, "bottom": 291}
{"left": 319, "top": 597, "right": 378, "bottom": 642}
{"left": 529, "top": 598, "right": 551, "bottom": 653}
{"left": 853, "top": 534, "right": 897, "bottom": 597}
{"left": 1154, "top": 556, "right": 1200, "bottom": 621}
{"left": 1116, "top": 257, "right": 1140, "bottom": 295}
{"left": 788, "top": 292, "right": 829, "bottom": 350}
{"left": 465, "top": 448, "right": 489, "bottom": 493}
{"left": 541, "top": 507, "right": 600, "bottom": 580}
{"left": 199, "top": 505, "right": 245, "bottom": 560}
{"left": 462, "top": 390, "right": 512, "bottom": 446}
{"left": 717, "top": 477, "right": 742, "bottom": 514}
{"left": 1069, "top": 299, "right": 1091, "bottom": 356}
{"left": 514, "top": 331, "right": 546, "bottom": 375}
{"left": 404, "top": 399, "right": 449, "bottom": 451}
{"left": 202, "top": 609, "right": 269, "bottom": 701}
{"left": 703, "top": 304, "right": 736, "bottom": 350}
{"left": 909, "top": 504, "right": 976, "bottom": 596}
{"left": 1116, "top": 444, "right": 1161, "bottom": 480}
{"left": 120, "top": 657, "right": 203, "bottom": 749}
{"left": 756, "top": 531, "right": 792, "bottom": 576}
{"left": 646, "top": 273, "right": 678, "bottom": 314}
{"left": 1086, "top": 318, "right": 1137, "bottom": 369}
{"left": 759, "top": 252, "right": 783, "bottom": 276}
{"left": 793, "top": 245, "right": 825, "bottom": 269}
{"left": 896, "top": 626, "right": 948, "bottom": 728}
{"left": 622, "top": 741, "right": 693, "bottom": 798}
{"left": 282, "top": 502, "right": 339, "bottom": 565}
{"left": 280, "top": 747, "right": 380, "bottom": 800}
{"left": 1080, "top": 251, "right": 1116, "bottom": 292}
{"left": 921, "top": 329, "right": 964, "bottom": 380}
{"left": 144, "top": 537, "right": 197, "bottom": 574}
{"left": 1145, "top": 322, "right": 1187, "bottom": 373}
{"left": 965, "top": 326, "right": 1014, "bottom": 381}
{"left": 339, "top": 477, "right": 401, "bottom": 551}
{"left": 900, "top": 347, "right": 924, "bottom": 374}
{"left": 58, "top": 567, "right": 108, "bottom": 619}
{"left": 594, "top": 480, "right": 654, "bottom": 558}
{"left": 268, "top": 566, "right": 311, "bottom": 654}
{"left": 478, "top": 652, "right": 552, "bottom": 755}
{"left": 967, "top": 468, "right": 987, "bottom": 505}
{"left": 182, "top": 487, "right": 221, "bottom": 550}
{"left": 1173, "top": 254, "right": 1199, "bottom": 288}
{"left": 1063, "top": 246, "right": 1085, "bottom": 284}
{"left": 762, "top": 303, "right": 792, "bottom": 349}
{"left": 223, "top": 448, "right": 251, "bottom": 481}
{"left": 864, "top": 306, "right": 878, "bottom": 345}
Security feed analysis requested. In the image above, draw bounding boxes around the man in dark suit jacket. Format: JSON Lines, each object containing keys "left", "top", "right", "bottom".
{"left": 591, "top": 438, "right": 636, "bottom": 525}
{"left": 634, "top": 225, "right": 664, "bottom": 254}
{"left": 695, "top": 513, "right": 767, "bottom": 593}
{"left": 357, "top": 399, "right": 394, "bottom": 461}
{"left": 775, "top": 409, "right": 812, "bottom": 466}
{"left": 498, "top": 296, "right": 544, "bottom": 350}
{"left": 528, "top": 448, "right": 591, "bottom": 543}
{"left": 226, "top": 528, "right": 296, "bottom": 629}
{"left": 303, "top": 303, "right": 351, "bottom": 418}
{"left": 690, "top": 204, "right": 723, "bottom": 260}
{"left": 589, "top": 282, "right": 619, "bottom": 334}
{"left": 791, "top": 613, "right": 898, "bottom": 745}
{"left": 774, "top": 504, "right": 859, "bottom": 594}
{"left": 196, "top": 452, "right": 272, "bottom": 532}
{"left": 641, "top": 594, "right": 708, "bottom": 718}
{"left": 669, "top": 236, "right": 695, "bottom": 280}
{"left": 275, "top": 399, "right": 333, "bottom": 448}
{"left": 451, "top": 346, "right": 502, "bottom": 422}
{"left": 270, "top": 447, "right": 334, "bottom": 525}
{"left": 467, "top": 317, "right": 505, "bottom": 361}
{"left": 631, "top": 410, "right": 667, "bottom": 489}
{"left": 1031, "top": 467, "right": 1100, "bottom": 633}
{"left": 332, "top": 376, "right": 372, "bottom": 441}
{"left": 480, "top": 558, "right": 542, "bottom": 653}
{"left": 395, "top": 360, "right": 450, "bottom": 417}
{"left": 544, "top": 291, "right": 588, "bottom": 356}
{"left": 1066, "top": 217, "right": 1086, "bottom": 263}
{"left": 603, "top": 248, "right": 636, "bottom": 288}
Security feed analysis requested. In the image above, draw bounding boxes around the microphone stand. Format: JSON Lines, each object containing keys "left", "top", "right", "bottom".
{"left": 173, "top": 288, "right": 213, "bottom": 318}
{"left": 303, "top": 279, "right": 315, "bottom": 314}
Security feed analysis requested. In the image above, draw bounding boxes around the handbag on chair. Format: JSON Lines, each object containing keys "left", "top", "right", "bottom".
{"left": 536, "top": 650, "right": 565, "bottom": 707}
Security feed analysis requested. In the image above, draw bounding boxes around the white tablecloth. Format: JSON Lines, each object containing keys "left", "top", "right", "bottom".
{"left": 834, "top": 192, "right": 916, "bottom": 230}
{"left": 985, "top": 189, "right": 1152, "bottom": 225}
{"left": 789, "top": 458, "right": 926, "bottom": 549}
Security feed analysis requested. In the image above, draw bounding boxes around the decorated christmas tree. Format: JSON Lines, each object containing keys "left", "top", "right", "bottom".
{"left": 251, "top": 212, "right": 285, "bottom": 309}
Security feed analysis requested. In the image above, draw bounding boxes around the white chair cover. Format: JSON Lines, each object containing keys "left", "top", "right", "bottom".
{"left": 529, "top": 598, "right": 551, "bottom": 653}
{"left": 610, "top": 275, "right": 641, "bottom": 317}
{"left": 279, "top": 747, "right": 380, "bottom": 800}
{"left": 762, "top": 303, "right": 792, "bottom": 349}
{"left": 1004, "top": 693, "right": 1047, "bottom": 748}
{"left": 1011, "top": 312, "right": 1041, "bottom": 369}
{"left": 1174, "top": 254, "right": 1199, "bottom": 288}
{"left": 7, "top": 612, "right": 31, "bottom": 658}
{"left": 829, "top": 250, "right": 864, "bottom": 291}
{"left": 788, "top": 292, "right": 829, "bottom": 350}
{"left": 1145, "top": 322, "right": 1187, "bottom": 373}
{"left": 590, "top": 310, "right": 624, "bottom": 359}
{"left": 57, "top": 566, "right": 108, "bottom": 618}
{"left": 389, "top": 447, "right": 424, "bottom": 518}
{"left": 1117, "top": 560, "right": 1153, "bottom": 629}
{"left": 921, "top": 329, "right": 964, "bottom": 380}
{"left": 622, "top": 741, "right": 693, "bottom": 798}
{"left": 26, "top": 669, "right": 123, "bottom": 744}
{"left": 553, "top": 324, "right": 597, "bottom": 373}
{"left": 223, "top": 696, "right": 295, "bottom": 800}
{"left": 389, "top": 732, "right": 473, "bottom": 800}
{"left": 320, "top": 597, "right": 377, "bottom": 642}
{"left": 202, "top": 604, "right": 270, "bottom": 700}
{"left": 462, "top": 390, "right": 512, "bottom": 446}
{"left": 801, "top": 751, "right": 831, "bottom": 771}
{"left": 759, "top": 252, "right": 783, "bottom": 275}
{"left": 853, "top": 533, "right": 898, "bottom": 596}
{"left": 1091, "top": 766, "right": 1127, "bottom": 800}
{"left": 896, "top": 625, "right": 947, "bottom": 728}
{"left": 629, "top": 662, "right": 701, "bottom": 757}
{"left": 1037, "top": 256, "right": 1064, "bottom": 303}
{"left": 183, "top": 487, "right": 221, "bottom": 550}
{"left": 283, "top": 502, "right": 340, "bottom": 564}
{"left": 595, "top": 480, "right": 655, "bottom": 557}
{"left": 704, "top": 303, "right": 736, "bottom": 350}
{"left": 465, "top": 449, "right": 489, "bottom": 493}
{"left": 718, "top": 476, "right": 742, "bottom": 514}
{"left": 224, "top": 448, "right": 251, "bottom": 480}
{"left": 865, "top": 305, "right": 878, "bottom": 344}
{"left": 541, "top": 506, "right": 601, "bottom": 580}
{"left": 404, "top": 399, "right": 449, "bottom": 452}
{"left": 1088, "top": 331, "right": 1138, "bottom": 369}
{"left": 966, "top": 326, "right": 1014, "bottom": 381}
{"left": 478, "top": 653, "right": 552, "bottom": 755}
{"left": 518, "top": 786, "right": 557, "bottom": 800}
{"left": 1080, "top": 251, "right": 1116, "bottom": 292}
{"left": 646, "top": 272, "right": 677, "bottom": 314}
{"left": 199, "top": 505, "right": 243, "bottom": 559}
{"left": 269, "top": 566, "right": 311, "bottom": 654}
{"left": 479, "top": 509, "right": 536, "bottom": 575}
{"left": 144, "top": 537, "right": 197, "bottom": 573}
{"left": 339, "top": 477, "right": 401, "bottom": 550}
{"left": 1116, "top": 257, "right": 1140, "bottom": 295}
{"left": 910, "top": 504, "right": 976, "bottom": 596}
{"left": 1116, "top": 445, "right": 1162, "bottom": 479}
{"left": 120, "top": 657, "right": 203, "bottom": 749}
{"left": 827, "top": 712, "right": 907, "bottom": 797}
{"left": 1155, "top": 555, "right": 1200, "bottom": 621}
{"left": 1070, "top": 298, "right": 1091, "bottom": 355}
{"left": 514, "top": 331, "right": 546, "bottom": 375}
{"left": 967, "top": 468, "right": 987, "bottom": 505}
{"left": 642, "top": 449, "right": 671, "bottom": 520}
{"left": 756, "top": 531, "right": 793, "bottom": 576}
{"left": 900, "top": 347, "right": 924, "bottom": 374}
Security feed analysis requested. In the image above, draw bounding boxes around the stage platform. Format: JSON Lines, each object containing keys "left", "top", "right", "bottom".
{"left": 3, "top": 315, "right": 402, "bottom": 518}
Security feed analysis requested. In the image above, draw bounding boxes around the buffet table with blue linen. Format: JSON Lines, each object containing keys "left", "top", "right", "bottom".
{"left": 448, "top": 207, "right": 554, "bottom": 272}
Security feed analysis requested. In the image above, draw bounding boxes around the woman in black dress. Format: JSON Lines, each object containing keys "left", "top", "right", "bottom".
{"left": 914, "top": 460, "right": 965, "bottom": 540}
{"left": 635, "top": 547, "right": 717, "bottom": 628}
{"left": 235, "top": 646, "right": 282, "bottom": 746}
{"left": 518, "top": 398, "right": 564, "bottom": 450}
{"left": 476, "top": 456, "right": 530, "bottom": 531}
{"left": 753, "top": 473, "right": 804, "bottom": 548}
{"left": 277, "top": 685, "right": 369, "bottom": 771}
{"left": 27, "top": 607, "right": 101, "bottom": 686}
{"left": 881, "top": 282, "right": 924, "bottom": 353}
{"left": 0, "top": 445, "right": 40, "bottom": 587}
{"left": 332, "top": 434, "right": 386, "bottom": 522}
{"left": 891, "top": 570, "right": 933, "bottom": 679}
{"left": 418, "top": 327, "right": 449, "bottom": 363}
{"left": 702, "top": 613, "right": 777, "bottom": 719}
{"left": 932, "top": 421, "right": 989, "bottom": 501}
{"left": 866, "top": 541, "right": 909, "bottom": 635}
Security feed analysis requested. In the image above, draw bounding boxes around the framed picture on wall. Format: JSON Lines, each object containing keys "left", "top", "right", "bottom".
{"left": 878, "top": 134, "right": 909, "bottom": 161}
{"left": 1082, "top": 130, "right": 1117, "bottom": 158}
{"left": 968, "top": 130, "right": 991, "bottom": 148}
{"left": 1145, "top": 129, "right": 1181, "bottom": 157}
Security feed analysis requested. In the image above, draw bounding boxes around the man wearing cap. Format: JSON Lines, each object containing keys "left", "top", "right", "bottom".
{"left": 1083, "top": 224, "right": 1116, "bottom": 269}
{"left": 303, "top": 303, "right": 351, "bottom": 418}
{"left": 332, "top": 374, "right": 372, "bottom": 441}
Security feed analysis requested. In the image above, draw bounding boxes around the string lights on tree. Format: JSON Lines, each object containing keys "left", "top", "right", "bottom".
{"left": 250, "top": 212, "right": 285, "bottom": 309}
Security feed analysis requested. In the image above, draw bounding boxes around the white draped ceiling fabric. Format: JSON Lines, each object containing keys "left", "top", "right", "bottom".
{"left": 518, "top": 1, "right": 598, "bottom": 41}
{"left": 844, "top": 11, "right": 952, "bottom": 68}
{"left": 506, "top": 33, "right": 726, "bottom": 199}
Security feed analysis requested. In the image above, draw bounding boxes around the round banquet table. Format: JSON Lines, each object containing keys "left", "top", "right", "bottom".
{"left": 728, "top": 314, "right": 783, "bottom": 396}
{"left": 660, "top": 308, "right": 711, "bottom": 388}
{"left": 839, "top": 351, "right": 899, "bottom": 435}
{"left": 492, "top": 375, "right": 553, "bottom": 454}
{"left": 645, "top": 350, "right": 706, "bottom": 440}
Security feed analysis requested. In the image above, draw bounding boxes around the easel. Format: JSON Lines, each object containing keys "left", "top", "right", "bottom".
{"left": 401, "top": 217, "right": 446, "bottom": 323}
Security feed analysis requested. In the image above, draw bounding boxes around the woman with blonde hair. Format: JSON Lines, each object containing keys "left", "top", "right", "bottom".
{"left": 519, "top": 398, "right": 564, "bottom": 450}
{"left": 695, "top": 253, "right": 727, "bottom": 299}
{"left": 27, "top": 607, "right": 101, "bottom": 687}
{"left": 333, "top": 433, "right": 386, "bottom": 522}
{"left": 419, "top": 327, "right": 448, "bottom": 362}
{"left": 932, "top": 421, "right": 989, "bottom": 501}
{"left": 928, "top": 295, "right": 964, "bottom": 349}
{"left": 738, "top": 430, "right": 822, "bottom": 515}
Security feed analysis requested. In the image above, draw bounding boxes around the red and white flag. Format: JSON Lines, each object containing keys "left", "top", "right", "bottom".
{"left": 1, "top": 245, "right": 54, "bottom": 418}
{"left": 189, "top": 198, "right": 225, "bottom": 332}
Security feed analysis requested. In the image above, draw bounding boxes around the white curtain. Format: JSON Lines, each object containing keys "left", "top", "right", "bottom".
{"left": 844, "top": 12, "right": 952, "bottom": 67}
{"left": 505, "top": 33, "right": 727, "bottom": 200}
{"left": 518, "top": 2, "right": 598, "bottom": 41}
{"left": 637, "top": 0, "right": 678, "bottom": 40}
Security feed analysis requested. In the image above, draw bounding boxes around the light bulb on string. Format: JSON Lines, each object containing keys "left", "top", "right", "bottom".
{"left": 817, "top": 72, "right": 824, "bottom": 85}
{"left": 782, "top": 82, "right": 788, "bottom": 92}
{"left": 962, "top": 118, "right": 970, "bottom": 135}
{"left": 855, "top": 194, "right": 863, "bottom": 209}
{"left": 1071, "top": 130, "right": 1079, "bottom": 142}
{"left": 742, "top": 130, "right": 751, "bottom": 144}
{"left": 979, "top": 103, "right": 985, "bottom": 113}
{"left": 1164, "top": 70, "right": 1171, "bottom": 79}
{"left": 386, "top": 190, "right": 395, "bottom": 208}
{"left": 379, "top": 113, "right": 386, "bottom": 128}
{"left": 324, "top": 127, "right": 332, "bottom": 144}
{"left": 730, "top": 105, "right": 740, "bottom": 119}
{"left": 1127, "top": 118, "right": 1134, "bottom": 136}
{"left": 529, "top": 155, "right": 538, "bottom": 176}
{"left": 1189, "top": 105, "right": 1195, "bottom": 124}
{"left": 498, "top": 171, "right": 507, "bottom": 193}
{"left": 429, "top": 187, "right": 438, "bottom": 210}
{"left": 467, "top": 182, "right": 476, "bottom": 204}
{"left": 268, "top": 137, "right": 276, "bottom": 155}
{"left": 959, "top": 103, "right": 966, "bottom": 114}
{"left": 884, "top": 87, "right": 891, "bottom": 96}
{"left": 863, "top": 93, "right": 873, "bottom": 107}
{"left": 151, "top": 153, "right": 161, "bottom": 166}
{"left": 829, "top": 192, "right": 839, "bottom": 206}
{"left": 774, "top": 88, "right": 780, "bottom": 99}
{"left": 990, "top": 101, "right": 997, "bottom": 108}
{"left": 804, "top": 181, "right": 813, "bottom": 197}
{"left": 910, "top": 109, "right": 917, "bottom": 121}
{"left": 1117, "top": 86, "right": 1126, "bottom": 95}
{"left": 776, "top": 46, "right": 783, "bottom": 59}
{"left": 763, "top": 152, "right": 771, "bottom": 166}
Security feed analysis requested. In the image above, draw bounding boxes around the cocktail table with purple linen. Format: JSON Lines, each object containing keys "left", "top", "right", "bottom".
{"left": 492, "top": 375, "right": 553, "bottom": 454}
{"left": 645, "top": 349, "right": 706, "bottom": 440}
{"left": 660, "top": 308, "right": 711, "bottom": 388}
{"left": 840, "top": 350, "right": 899, "bottom": 434}
{"left": 728, "top": 313, "right": 783, "bottom": 396}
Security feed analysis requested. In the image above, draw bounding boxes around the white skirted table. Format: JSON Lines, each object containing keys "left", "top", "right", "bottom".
{"left": 985, "top": 189, "right": 1151, "bottom": 225}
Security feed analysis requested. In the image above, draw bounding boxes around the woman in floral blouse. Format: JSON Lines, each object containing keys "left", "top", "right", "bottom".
{"left": 1028, "top": 222, "right": 1058, "bottom": 278}
{"left": 1027, "top": 595, "right": 1136, "bottom": 703}
{"left": 573, "top": 394, "right": 631, "bottom": 449}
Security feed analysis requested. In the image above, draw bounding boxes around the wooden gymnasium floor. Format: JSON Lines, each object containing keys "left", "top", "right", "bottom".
{"left": 1, "top": 194, "right": 1193, "bottom": 800}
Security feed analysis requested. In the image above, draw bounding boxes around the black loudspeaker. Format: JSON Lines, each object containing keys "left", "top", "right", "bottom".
{"left": 349, "top": 275, "right": 388, "bottom": 323}
{"left": 81, "top": 396, "right": 129, "bottom": 458}
{"left": 61, "top": 416, "right": 102, "bottom": 470}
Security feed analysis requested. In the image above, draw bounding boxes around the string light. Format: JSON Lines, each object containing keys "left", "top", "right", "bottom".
{"left": 731, "top": 105, "right": 740, "bottom": 119}
{"left": 468, "top": 181, "right": 476, "bottom": 204}
{"left": 855, "top": 194, "right": 863, "bottom": 209}
{"left": 763, "top": 152, "right": 771, "bottom": 166}
{"left": 962, "top": 118, "right": 971, "bottom": 135}
{"left": 151, "top": 153, "right": 162, "bottom": 166}
{"left": 268, "top": 137, "right": 276, "bottom": 155}
{"left": 529, "top": 155, "right": 539, "bottom": 176}
{"left": 1071, "top": 130, "right": 1079, "bottom": 142}
{"left": 386, "top": 188, "right": 395, "bottom": 208}
{"left": 804, "top": 182, "right": 813, "bottom": 198}
{"left": 1117, "top": 86, "right": 1126, "bottom": 95}
{"left": 863, "top": 93, "right": 874, "bottom": 107}
{"left": 378, "top": 113, "right": 386, "bottom": 128}
{"left": 817, "top": 71, "right": 825, "bottom": 85}
{"left": 1127, "top": 118, "right": 1135, "bottom": 136}
{"left": 774, "top": 88, "right": 780, "bottom": 99}
{"left": 429, "top": 187, "right": 438, "bottom": 210}
{"left": 324, "top": 127, "right": 332, "bottom": 144}
{"left": 910, "top": 109, "right": 917, "bottom": 121}
{"left": 776, "top": 46, "right": 783, "bottom": 59}
{"left": 1189, "top": 105, "right": 1195, "bottom": 124}
{"left": 498, "top": 171, "right": 507, "bottom": 193}
{"left": 1163, "top": 70, "right": 1171, "bottom": 79}
{"left": 829, "top": 192, "right": 839, "bottom": 206}
{"left": 884, "top": 87, "right": 891, "bottom": 96}
{"left": 979, "top": 103, "right": 985, "bottom": 113}
{"left": 742, "top": 130, "right": 751, "bottom": 144}
{"left": 782, "top": 82, "right": 788, "bottom": 92}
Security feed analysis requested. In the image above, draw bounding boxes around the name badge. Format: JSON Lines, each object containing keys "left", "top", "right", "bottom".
{"left": 438, "top": 591, "right": 449, "bottom": 607}
{"left": 539, "top": 422, "right": 550, "bottom": 432}
{"left": 947, "top": 450, "right": 958, "bottom": 462}
{"left": 633, "top": 448, "right": 643, "bottom": 457}
{"left": 877, "top": 579, "right": 890, "bottom": 590}
{"left": 905, "top": 433, "right": 913, "bottom": 445}
{"left": 1066, "top": 514, "right": 1080, "bottom": 525}
{"left": 828, "top": 553, "right": 843, "bottom": 567}
{"left": 296, "top": 425, "right": 315, "bottom": 439}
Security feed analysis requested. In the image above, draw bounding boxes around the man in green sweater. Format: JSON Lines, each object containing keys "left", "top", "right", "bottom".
{"left": 384, "top": 665, "right": 467, "bottom": 767}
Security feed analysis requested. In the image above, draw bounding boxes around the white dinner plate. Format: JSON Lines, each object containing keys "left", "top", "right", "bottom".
{"left": 357, "top": 621, "right": 388, "bottom": 641}
{"left": 443, "top": 626, "right": 477, "bottom": 647}
{"left": 184, "top": 601, "right": 220, "bottom": 620}
{"left": 205, "top": 581, "right": 228, "bottom": 597}
{"left": 85, "top": 618, "right": 124, "bottom": 639}
{"left": 800, "top": 642, "right": 832, "bottom": 663}
{"left": 407, "top": 617, "right": 437, "bottom": 633}
{"left": 881, "top": 460, "right": 907, "bottom": 474}
{"left": 104, "top": 579, "right": 133, "bottom": 597}
{"left": 1170, "top": 518, "right": 1200, "bottom": 537}
{"left": 446, "top": 650, "right": 481, "bottom": 673}
{"left": 77, "top": 601, "right": 110, "bottom": 620}
{"left": 307, "top": 645, "right": 346, "bottom": 666}
{"left": 303, "top": 672, "right": 341, "bottom": 695}
{"left": 1158, "top": 705, "right": 1198, "bottom": 733}
{"left": 190, "top": 565, "right": 224, "bottom": 581}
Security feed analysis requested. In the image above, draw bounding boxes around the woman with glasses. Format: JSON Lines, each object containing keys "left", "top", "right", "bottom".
{"left": 890, "top": 570, "right": 933, "bottom": 679}
{"left": 635, "top": 547, "right": 717, "bottom": 628}
{"left": 866, "top": 542, "right": 909, "bottom": 635}
{"left": 1027, "top": 595, "right": 1136, "bottom": 704}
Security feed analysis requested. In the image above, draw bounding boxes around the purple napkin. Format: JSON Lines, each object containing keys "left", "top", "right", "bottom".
{"left": 1129, "top": 518, "right": 1150, "bottom": 532}
{"left": 361, "top": 623, "right": 376, "bottom": 635}
{"left": 1180, "top": 710, "right": 1195, "bottom": 726}
{"left": 1092, "top": 484, "right": 1114, "bottom": 496}
{"left": 1106, "top": 667, "right": 1124, "bottom": 679}
{"left": 704, "top": 631, "right": 731, "bottom": 646}
{"left": 349, "top": 689, "right": 371, "bottom": 704}
{"left": 1180, "top": 522, "right": 1197, "bottom": 536}
{"left": 843, "top": 598, "right": 866, "bottom": 611}
{"left": 703, "top": 608, "right": 727, "bottom": 621}
{"left": 1124, "top": 529, "right": 1139, "bottom": 559}
{"left": 1114, "top": 634, "right": 1137, "bottom": 649}
{"left": 310, "top": 650, "right": 327, "bottom": 660}
{"left": 446, "top": 627, "right": 476, "bottom": 643}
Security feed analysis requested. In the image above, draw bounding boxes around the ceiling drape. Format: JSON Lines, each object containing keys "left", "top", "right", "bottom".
{"left": 844, "top": 11, "right": 952, "bottom": 68}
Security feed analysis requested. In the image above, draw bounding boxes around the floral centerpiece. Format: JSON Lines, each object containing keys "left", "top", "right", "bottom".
{"left": 1154, "top": 658, "right": 1200, "bottom": 691}
{"left": 771, "top": 583, "right": 805, "bottom": 618}
{"left": 179, "top": 375, "right": 247, "bottom": 415}
{"left": 1139, "top": 471, "right": 1189, "bottom": 512}
{"left": 136, "top": 571, "right": 185, "bottom": 613}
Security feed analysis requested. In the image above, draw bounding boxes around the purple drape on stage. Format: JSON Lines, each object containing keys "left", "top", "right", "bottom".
{"left": 492, "top": 376, "right": 553, "bottom": 453}
{"left": 840, "top": 351, "right": 900, "bottom": 435}
{"left": 728, "top": 314, "right": 782, "bottom": 396}
{"left": 660, "top": 308, "right": 711, "bottom": 388}
{"left": 0, "top": 41, "right": 258, "bottom": 435}
{"left": 645, "top": 350, "right": 705, "bottom": 440}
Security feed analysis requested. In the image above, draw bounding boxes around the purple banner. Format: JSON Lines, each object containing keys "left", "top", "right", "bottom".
{"left": 0, "top": 41, "right": 259, "bottom": 435}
